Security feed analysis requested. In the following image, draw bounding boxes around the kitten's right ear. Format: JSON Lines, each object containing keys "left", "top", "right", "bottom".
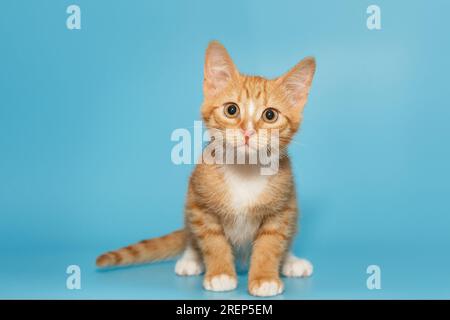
{"left": 204, "top": 41, "right": 238, "bottom": 98}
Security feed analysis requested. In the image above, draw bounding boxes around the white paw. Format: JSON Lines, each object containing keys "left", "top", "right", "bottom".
{"left": 203, "top": 274, "right": 237, "bottom": 292}
{"left": 249, "top": 280, "right": 284, "bottom": 297}
{"left": 175, "top": 258, "right": 204, "bottom": 276}
{"left": 281, "top": 255, "right": 313, "bottom": 277}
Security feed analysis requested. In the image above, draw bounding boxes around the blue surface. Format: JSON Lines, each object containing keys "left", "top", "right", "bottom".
{"left": 1, "top": 0, "right": 449, "bottom": 299}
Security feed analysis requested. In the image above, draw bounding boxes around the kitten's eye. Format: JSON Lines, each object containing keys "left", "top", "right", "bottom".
{"left": 262, "top": 108, "right": 278, "bottom": 123}
{"left": 224, "top": 103, "right": 240, "bottom": 118}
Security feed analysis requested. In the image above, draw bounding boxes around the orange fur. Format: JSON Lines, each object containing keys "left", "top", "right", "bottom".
{"left": 96, "top": 41, "right": 316, "bottom": 296}
{"left": 96, "top": 230, "right": 186, "bottom": 267}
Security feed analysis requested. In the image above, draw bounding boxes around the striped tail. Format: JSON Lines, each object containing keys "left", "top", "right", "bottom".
{"left": 96, "top": 229, "right": 186, "bottom": 268}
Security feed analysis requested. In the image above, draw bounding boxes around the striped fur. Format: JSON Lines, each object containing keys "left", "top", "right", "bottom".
{"left": 96, "top": 230, "right": 186, "bottom": 267}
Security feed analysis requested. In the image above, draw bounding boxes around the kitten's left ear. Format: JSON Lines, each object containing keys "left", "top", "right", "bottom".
{"left": 275, "top": 57, "right": 316, "bottom": 111}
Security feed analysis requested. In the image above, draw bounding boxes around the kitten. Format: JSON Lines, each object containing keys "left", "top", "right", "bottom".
{"left": 96, "top": 41, "right": 316, "bottom": 297}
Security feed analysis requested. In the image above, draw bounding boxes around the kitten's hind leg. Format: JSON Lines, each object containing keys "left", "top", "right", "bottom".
{"left": 281, "top": 252, "right": 313, "bottom": 277}
{"left": 175, "top": 244, "right": 204, "bottom": 276}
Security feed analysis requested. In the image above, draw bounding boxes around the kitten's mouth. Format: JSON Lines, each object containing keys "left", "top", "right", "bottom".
{"left": 223, "top": 141, "right": 271, "bottom": 155}
{"left": 236, "top": 143, "right": 257, "bottom": 152}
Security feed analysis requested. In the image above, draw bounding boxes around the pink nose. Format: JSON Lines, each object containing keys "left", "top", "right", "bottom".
{"left": 241, "top": 129, "right": 255, "bottom": 137}
{"left": 241, "top": 129, "right": 255, "bottom": 145}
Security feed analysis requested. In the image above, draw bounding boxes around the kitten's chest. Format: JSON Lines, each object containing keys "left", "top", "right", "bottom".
{"left": 222, "top": 166, "right": 269, "bottom": 212}
{"left": 221, "top": 166, "right": 268, "bottom": 246}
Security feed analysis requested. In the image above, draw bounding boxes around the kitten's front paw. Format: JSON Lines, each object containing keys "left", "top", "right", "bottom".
{"left": 281, "top": 256, "right": 313, "bottom": 277}
{"left": 175, "top": 257, "right": 204, "bottom": 276}
{"left": 249, "top": 278, "right": 284, "bottom": 297}
{"left": 203, "top": 274, "right": 237, "bottom": 292}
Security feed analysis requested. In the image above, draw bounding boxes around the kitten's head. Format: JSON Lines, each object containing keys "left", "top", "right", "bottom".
{"left": 201, "top": 41, "right": 316, "bottom": 160}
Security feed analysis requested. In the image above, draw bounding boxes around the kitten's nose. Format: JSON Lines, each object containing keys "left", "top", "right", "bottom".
{"left": 241, "top": 129, "right": 255, "bottom": 144}
{"left": 242, "top": 129, "right": 255, "bottom": 137}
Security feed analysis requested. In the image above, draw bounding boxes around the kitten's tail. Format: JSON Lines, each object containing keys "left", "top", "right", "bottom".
{"left": 96, "top": 229, "right": 186, "bottom": 268}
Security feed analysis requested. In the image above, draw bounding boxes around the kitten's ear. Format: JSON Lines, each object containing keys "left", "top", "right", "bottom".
{"left": 275, "top": 57, "right": 316, "bottom": 111}
{"left": 204, "top": 41, "right": 239, "bottom": 98}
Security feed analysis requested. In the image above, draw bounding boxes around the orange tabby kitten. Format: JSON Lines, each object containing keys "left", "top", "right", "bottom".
{"left": 96, "top": 41, "right": 316, "bottom": 297}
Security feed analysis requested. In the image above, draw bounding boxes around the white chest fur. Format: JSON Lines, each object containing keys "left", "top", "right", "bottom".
{"left": 221, "top": 165, "right": 269, "bottom": 246}
{"left": 222, "top": 165, "right": 269, "bottom": 212}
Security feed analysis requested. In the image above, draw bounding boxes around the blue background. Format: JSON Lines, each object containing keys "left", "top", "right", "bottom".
{"left": 1, "top": 0, "right": 449, "bottom": 299}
